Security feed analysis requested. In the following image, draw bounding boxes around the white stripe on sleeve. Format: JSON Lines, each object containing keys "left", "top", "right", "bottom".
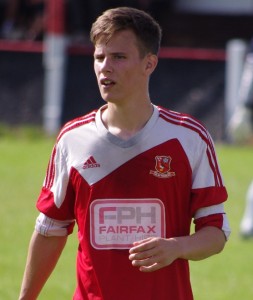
{"left": 35, "top": 212, "right": 74, "bottom": 237}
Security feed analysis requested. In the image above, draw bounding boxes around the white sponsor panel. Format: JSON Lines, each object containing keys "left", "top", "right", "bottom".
{"left": 90, "top": 198, "right": 166, "bottom": 249}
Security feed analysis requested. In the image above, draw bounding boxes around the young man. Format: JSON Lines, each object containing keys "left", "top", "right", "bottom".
{"left": 19, "top": 7, "right": 230, "bottom": 300}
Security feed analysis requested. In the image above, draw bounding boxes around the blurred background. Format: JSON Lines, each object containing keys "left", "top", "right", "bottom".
{"left": 0, "top": 0, "right": 253, "bottom": 139}
{"left": 1, "top": 2, "right": 253, "bottom": 299}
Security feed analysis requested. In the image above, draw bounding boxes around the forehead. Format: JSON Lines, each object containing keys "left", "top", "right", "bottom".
{"left": 94, "top": 30, "right": 140, "bottom": 54}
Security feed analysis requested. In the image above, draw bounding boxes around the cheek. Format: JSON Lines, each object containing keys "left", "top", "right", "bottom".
{"left": 94, "top": 63, "right": 100, "bottom": 77}
{"left": 126, "top": 67, "right": 144, "bottom": 83}
{"left": 94, "top": 65, "right": 97, "bottom": 75}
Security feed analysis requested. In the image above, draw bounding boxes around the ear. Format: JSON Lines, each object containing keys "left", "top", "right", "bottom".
{"left": 145, "top": 54, "right": 158, "bottom": 75}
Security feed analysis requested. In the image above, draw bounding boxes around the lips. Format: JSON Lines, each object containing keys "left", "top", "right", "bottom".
{"left": 100, "top": 78, "right": 115, "bottom": 87}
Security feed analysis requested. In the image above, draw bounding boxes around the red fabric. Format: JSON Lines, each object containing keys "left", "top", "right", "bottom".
{"left": 194, "top": 213, "right": 224, "bottom": 232}
{"left": 36, "top": 106, "right": 228, "bottom": 300}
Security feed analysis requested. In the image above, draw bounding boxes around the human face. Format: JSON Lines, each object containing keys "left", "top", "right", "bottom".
{"left": 94, "top": 30, "right": 151, "bottom": 106}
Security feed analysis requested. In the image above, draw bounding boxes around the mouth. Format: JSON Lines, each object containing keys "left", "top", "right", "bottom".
{"left": 100, "top": 78, "right": 115, "bottom": 88}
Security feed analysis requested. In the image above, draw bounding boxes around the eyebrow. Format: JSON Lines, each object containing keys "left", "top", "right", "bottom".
{"left": 94, "top": 51, "right": 127, "bottom": 57}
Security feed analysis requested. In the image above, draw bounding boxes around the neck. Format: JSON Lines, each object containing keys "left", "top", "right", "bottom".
{"left": 102, "top": 100, "right": 153, "bottom": 140}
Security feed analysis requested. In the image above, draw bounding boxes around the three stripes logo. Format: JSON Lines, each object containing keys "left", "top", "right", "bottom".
{"left": 83, "top": 156, "right": 101, "bottom": 169}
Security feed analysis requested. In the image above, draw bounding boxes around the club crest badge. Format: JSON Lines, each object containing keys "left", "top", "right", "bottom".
{"left": 150, "top": 155, "right": 176, "bottom": 178}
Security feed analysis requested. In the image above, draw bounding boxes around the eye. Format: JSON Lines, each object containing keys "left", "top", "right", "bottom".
{"left": 114, "top": 54, "right": 126, "bottom": 60}
{"left": 94, "top": 55, "right": 104, "bottom": 62}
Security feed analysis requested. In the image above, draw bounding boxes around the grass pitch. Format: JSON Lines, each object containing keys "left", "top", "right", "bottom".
{"left": 0, "top": 129, "right": 253, "bottom": 299}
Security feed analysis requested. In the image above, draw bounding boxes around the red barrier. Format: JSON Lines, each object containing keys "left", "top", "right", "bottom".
{"left": 159, "top": 47, "right": 226, "bottom": 61}
{"left": 0, "top": 40, "right": 226, "bottom": 61}
{"left": 0, "top": 39, "right": 43, "bottom": 53}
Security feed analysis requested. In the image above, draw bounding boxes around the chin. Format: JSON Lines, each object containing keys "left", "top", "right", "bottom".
{"left": 101, "top": 95, "right": 117, "bottom": 104}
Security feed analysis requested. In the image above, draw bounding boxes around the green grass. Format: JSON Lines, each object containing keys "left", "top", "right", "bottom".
{"left": 0, "top": 130, "right": 77, "bottom": 299}
{"left": 191, "top": 145, "right": 253, "bottom": 300}
{"left": 0, "top": 130, "right": 253, "bottom": 299}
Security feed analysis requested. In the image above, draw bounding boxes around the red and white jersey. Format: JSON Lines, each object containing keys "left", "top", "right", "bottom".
{"left": 36, "top": 105, "right": 229, "bottom": 300}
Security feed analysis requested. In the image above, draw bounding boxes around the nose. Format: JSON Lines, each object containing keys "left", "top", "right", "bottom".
{"left": 100, "top": 57, "right": 113, "bottom": 73}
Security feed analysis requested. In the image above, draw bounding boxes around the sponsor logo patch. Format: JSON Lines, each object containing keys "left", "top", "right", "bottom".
{"left": 90, "top": 199, "right": 166, "bottom": 249}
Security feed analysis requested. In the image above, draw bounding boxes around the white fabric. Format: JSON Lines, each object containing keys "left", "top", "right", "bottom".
{"left": 35, "top": 212, "right": 74, "bottom": 237}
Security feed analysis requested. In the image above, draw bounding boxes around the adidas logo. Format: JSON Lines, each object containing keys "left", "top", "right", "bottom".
{"left": 83, "top": 156, "right": 101, "bottom": 169}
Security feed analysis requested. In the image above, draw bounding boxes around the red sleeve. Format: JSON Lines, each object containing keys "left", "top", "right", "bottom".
{"left": 36, "top": 185, "right": 75, "bottom": 221}
{"left": 191, "top": 186, "right": 228, "bottom": 216}
{"left": 194, "top": 213, "right": 225, "bottom": 232}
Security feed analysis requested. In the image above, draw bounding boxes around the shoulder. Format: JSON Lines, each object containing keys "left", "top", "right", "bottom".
{"left": 157, "top": 105, "right": 210, "bottom": 142}
{"left": 57, "top": 109, "right": 97, "bottom": 142}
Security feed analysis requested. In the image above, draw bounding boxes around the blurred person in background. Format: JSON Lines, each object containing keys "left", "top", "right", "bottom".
{"left": 240, "top": 180, "right": 253, "bottom": 238}
{"left": 0, "top": 0, "right": 44, "bottom": 40}
{"left": 19, "top": 6, "right": 230, "bottom": 300}
{"left": 66, "top": 0, "right": 104, "bottom": 44}
{"left": 26, "top": 0, "right": 45, "bottom": 40}
{"left": 0, "top": 0, "right": 21, "bottom": 39}
{"left": 227, "top": 39, "right": 253, "bottom": 238}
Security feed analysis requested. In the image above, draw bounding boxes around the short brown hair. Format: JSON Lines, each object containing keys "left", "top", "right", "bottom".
{"left": 90, "top": 7, "right": 162, "bottom": 56}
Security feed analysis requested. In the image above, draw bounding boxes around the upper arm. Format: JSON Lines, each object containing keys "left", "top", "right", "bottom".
{"left": 194, "top": 204, "right": 231, "bottom": 240}
{"left": 35, "top": 213, "right": 75, "bottom": 237}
